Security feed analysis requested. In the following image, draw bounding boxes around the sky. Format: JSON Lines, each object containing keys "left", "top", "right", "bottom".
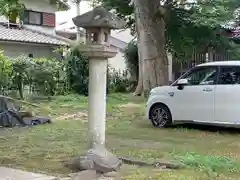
{"left": 56, "top": 1, "right": 134, "bottom": 43}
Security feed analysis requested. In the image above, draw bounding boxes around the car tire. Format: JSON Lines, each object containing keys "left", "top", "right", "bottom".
{"left": 149, "top": 104, "right": 172, "bottom": 128}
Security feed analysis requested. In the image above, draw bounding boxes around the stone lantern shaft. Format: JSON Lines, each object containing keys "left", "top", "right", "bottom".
{"left": 70, "top": 6, "right": 125, "bottom": 174}
{"left": 88, "top": 57, "right": 107, "bottom": 148}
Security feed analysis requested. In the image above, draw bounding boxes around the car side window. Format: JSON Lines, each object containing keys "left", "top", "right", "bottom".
{"left": 218, "top": 66, "right": 240, "bottom": 85}
{"left": 183, "top": 67, "right": 217, "bottom": 85}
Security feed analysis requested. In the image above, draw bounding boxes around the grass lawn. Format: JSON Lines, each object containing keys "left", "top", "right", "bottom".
{"left": 1, "top": 93, "right": 240, "bottom": 179}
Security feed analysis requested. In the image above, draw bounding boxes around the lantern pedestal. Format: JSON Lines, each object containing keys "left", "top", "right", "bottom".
{"left": 67, "top": 6, "right": 125, "bottom": 174}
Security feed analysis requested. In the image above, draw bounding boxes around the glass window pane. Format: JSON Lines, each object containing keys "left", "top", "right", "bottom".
{"left": 22, "top": 11, "right": 29, "bottom": 24}
{"left": 29, "top": 12, "right": 41, "bottom": 25}
{"left": 185, "top": 67, "right": 216, "bottom": 85}
{"left": 218, "top": 66, "right": 240, "bottom": 85}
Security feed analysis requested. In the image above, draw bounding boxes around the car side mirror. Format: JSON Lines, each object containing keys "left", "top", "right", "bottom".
{"left": 177, "top": 78, "right": 188, "bottom": 90}
{"left": 177, "top": 78, "right": 188, "bottom": 85}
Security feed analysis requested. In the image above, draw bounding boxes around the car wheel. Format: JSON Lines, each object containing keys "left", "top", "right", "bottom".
{"left": 150, "top": 104, "right": 172, "bottom": 128}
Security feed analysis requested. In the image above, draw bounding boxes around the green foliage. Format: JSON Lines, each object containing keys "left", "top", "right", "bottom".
{"left": 107, "top": 67, "right": 130, "bottom": 93}
{"left": 98, "top": 0, "right": 135, "bottom": 34}
{"left": 30, "top": 58, "right": 67, "bottom": 96}
{"left": 124, "top": 41, "right": 138, "bottom": 81}
{"left": 166, "top": 8, "right": 231, "bottom": 62}
{"left": 99, "top": 0, "right": 240, "bottom": 61}
{"left": 228, "top": 42, "right": 240, "bottom": 60}
{"left": 11, "top": 56, "right": 67, "bottom": 98}
{"left": 11, "top": 55, "right": 31, "bottom": 99}
{"left": 65, "top": 48, "right": 131, "bottom": 95}
{"left": 0, "top": 0, "right": 25, "bottom": 22}
{"left": 189, "top": 0, "right": 240, "bottom": 28}
{"left": 0, "top": 48, "right": 131, "bottom": 98}
{"left": 66, "top": 48, "right": 89, "bottom": 96}
{"left": 0, "top": 50, "right": 12, "bottom": 93}
{"left": 0, "top": 52, "right": 68, "bottom": 98}
{"left": 177, "top": 152, "right": 240, "bottom": 175}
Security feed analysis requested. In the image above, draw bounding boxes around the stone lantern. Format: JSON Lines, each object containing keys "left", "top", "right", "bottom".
{"left": 70, "top": 7, "right": 125, "bottom": 174}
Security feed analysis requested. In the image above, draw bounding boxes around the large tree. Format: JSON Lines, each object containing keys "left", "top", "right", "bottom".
{"left": 99, "top": 0, "right": 240, "bottom": 96}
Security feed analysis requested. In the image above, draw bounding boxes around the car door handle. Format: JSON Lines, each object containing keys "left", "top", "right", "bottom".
{"left": 203, "top": 88, "right": 213, "bottom": 92}
{"left": 168, "top": 92, "right": 174, "bottom": 97}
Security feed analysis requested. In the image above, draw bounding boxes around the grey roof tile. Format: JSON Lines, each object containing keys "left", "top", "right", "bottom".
{"left": 0, "top": 24, "right": 67, "bottom": 46}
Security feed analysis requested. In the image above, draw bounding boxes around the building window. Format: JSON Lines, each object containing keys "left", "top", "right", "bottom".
{"left": 24, "top": 11, "right": 42, "bottom": 25}
{"left": 29, "top": 11, "right": 42, "bottom": 25}
{"left": 23, "top": 10, "right": 55, "bottom": 27}
{"left": 42, "top": 13, "right": 55, "bottom": 27}
{"left": 23, "top": 11, "right": 41, "bottom": 25}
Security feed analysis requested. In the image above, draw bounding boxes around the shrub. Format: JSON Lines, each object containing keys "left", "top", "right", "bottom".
{"left": 0, "top": 50, "right": 12, "bottom": 94}
{"left": 11, "top": 55, "right": 32, "bottom": 99}
{"left": 124, "top": 41, "right": 138, "bottom": 85}
{"left": 30, "top": 57, "right": 67, "bottom": 96}
{"left": 66, "top": 48, "right": 89, "bottom": 96}
{"left": 107, "top": 67, "right": 130, "bottom": 93}
{"left": 0, "top": 47, "right": 132, "bottom": 98}
{"left": 0, "top": 52, "right": 68, "bottom": 98}
{"left": 65, "top": 48, "right": 131, "bottom": 94}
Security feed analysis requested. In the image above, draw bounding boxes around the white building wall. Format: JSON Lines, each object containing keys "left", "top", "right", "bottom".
{"left": 20, "top": 0, "right": 58, "bottom": 13}
{"left": 0, "top": 42, "right": 58, "bottom": 59}
{"left": 108, "top": 47, "right": 126, "bottom": 72}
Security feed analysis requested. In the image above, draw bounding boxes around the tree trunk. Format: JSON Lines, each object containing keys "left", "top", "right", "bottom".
{"left": 133, "top": 9, "right": 143, "bottom": 96}
{"left": 17, "top": 77, "right": 24, "bottom": 99}
{"left": 134, "top": 0, "right": 169, "bottom": 96}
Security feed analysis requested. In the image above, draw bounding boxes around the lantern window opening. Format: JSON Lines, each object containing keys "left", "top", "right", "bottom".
{"left": 90, "top": 32, "right": 98, "bottom": 43}
{"left": 104, "top": 32, "right": 108, "bottom": 42}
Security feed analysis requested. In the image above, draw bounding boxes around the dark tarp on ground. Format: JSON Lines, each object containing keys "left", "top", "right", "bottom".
{"left": 0, "top": 110, "right": 27, "bottom": 127}
{"left": 0, "top": 97, "right": 51, "bottom": 128}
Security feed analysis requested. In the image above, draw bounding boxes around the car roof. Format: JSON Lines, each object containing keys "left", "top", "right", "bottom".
{"left": 197, "top": 61, "right": 240, "bottom": 67}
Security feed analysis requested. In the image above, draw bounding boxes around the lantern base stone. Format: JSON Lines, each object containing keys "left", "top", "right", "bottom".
{"left": 66, "top": 146, "right": 122, "bottom": 174}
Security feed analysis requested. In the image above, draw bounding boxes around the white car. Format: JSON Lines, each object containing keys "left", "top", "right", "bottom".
{"left": 146, "top": 61, "right": 240, "bottom": 128}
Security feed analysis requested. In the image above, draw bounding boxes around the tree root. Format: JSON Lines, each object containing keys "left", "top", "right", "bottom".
{"left": 132, "top": 92, "right": 142, "bottom": 96}
{"left": 118, "top": 156, "right": 183, "bottom": 169}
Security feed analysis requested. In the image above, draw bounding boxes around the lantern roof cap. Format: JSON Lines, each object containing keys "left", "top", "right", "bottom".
{"left": 72, "top": 6, "right": 125, "bottom": 29}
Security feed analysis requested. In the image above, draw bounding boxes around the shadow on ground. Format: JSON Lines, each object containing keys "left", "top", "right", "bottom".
{"left": 170, "top": 123, "right": 240, "bottom": 134}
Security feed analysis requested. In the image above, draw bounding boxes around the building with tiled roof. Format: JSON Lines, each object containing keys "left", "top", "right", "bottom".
{"left": 0, "top": 0, "right": 69, "bottom": 59}
{"left": 0, "top": 24, "right": 67, "bottom": 46}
